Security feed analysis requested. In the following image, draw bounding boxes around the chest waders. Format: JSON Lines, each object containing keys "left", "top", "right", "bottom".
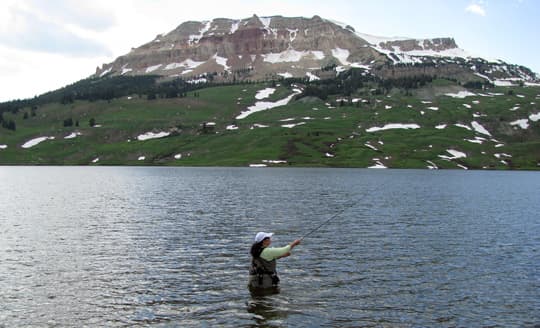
{"left": 249, "top": 256, "right": 280, "bottom": 289}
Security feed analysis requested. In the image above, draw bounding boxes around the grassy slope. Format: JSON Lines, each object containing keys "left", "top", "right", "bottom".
{"left": 0, "top": 82, "right": 539, "bottom": 169}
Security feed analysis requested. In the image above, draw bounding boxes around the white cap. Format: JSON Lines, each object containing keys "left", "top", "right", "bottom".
{"left": 254, "top": 232, "right": 273, "bottom": 243}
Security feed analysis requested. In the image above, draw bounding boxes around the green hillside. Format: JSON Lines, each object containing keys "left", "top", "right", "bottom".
{"left": 1, "top": 76, "right": 539, "bottom": 169}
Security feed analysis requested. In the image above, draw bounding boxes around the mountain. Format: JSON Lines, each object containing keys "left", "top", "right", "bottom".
{"left": 95, "top": 15, "right": 537, "bottom": 85}
{"left": 1, "top": 15, "right": 539, "bottom": 169}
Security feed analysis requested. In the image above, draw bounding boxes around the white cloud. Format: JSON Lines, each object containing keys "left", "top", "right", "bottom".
{"left": 0, "top": 45, "right": 109, "bottom": 100}
{"left": 25, "top": 0, "right": 116, "bottom": 31}
{"left": 466, "top": 3, "right": 486, "bottom": 16}
{"left": 0, "top": 1, "right": 112, "bottom": 57}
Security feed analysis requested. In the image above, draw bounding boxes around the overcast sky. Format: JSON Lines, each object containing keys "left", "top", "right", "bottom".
{"left": 1, "top": 0, "right": 538, "bottom": 102}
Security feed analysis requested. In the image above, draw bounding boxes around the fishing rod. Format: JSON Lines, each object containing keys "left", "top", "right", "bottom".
{"left": 299, "top": 203, "right": 354, "bottom": 241}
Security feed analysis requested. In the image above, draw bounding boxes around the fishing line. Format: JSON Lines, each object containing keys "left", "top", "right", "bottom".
{"left": 299, "top": 202, "right": 355, "bottom": 241}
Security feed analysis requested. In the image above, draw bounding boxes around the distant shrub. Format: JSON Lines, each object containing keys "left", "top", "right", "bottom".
{"left": 2, "top": 119, "right": 16, "bottom": 131}
{"left": 63, "top": 118, "right": 73, "bottom": 127}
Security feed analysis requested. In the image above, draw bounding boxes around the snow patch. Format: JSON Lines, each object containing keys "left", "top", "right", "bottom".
{"left": 255, "top": 88, "right": 276, "bottom": 100}
{"left": 230, "top": 20, "right": 240, "bottom": 34}
{"left": 237, "top": 89, "right": 302, "bottom": 119}
{"left": 455, "top": 123, "right": 472, "bottom": 131}
{"left": 456, "top": 164, "right": 469, "bottom": 170}
{"left": 251, "top": 124, "right": 269, "bottom": 129}
{"left": 186, "top": 77, "right": 207, "bottom": 84}
{"left": 365, "top": 143, "right": 378, "bottom": 151}
{"left": 494, "top": 153, "right": 512, "bottom": 159}
{"left": 529, "top": 113, "right": 540, "bottom": 122}
{"left": 365, "top": 123, "right": 420, "bottom": 132}
{"left": 465, "top": 137, "right": 485, "bottom": 144}
{"left": 494, "top": 80, "right": 514, "bottom": 87}
{"left": 439, "top": 149, "right": 467, "bottom": 160}
{"left": 306, "top": 72, "right": 320, "bottom": 81}
{"left": 311, "top": 51, "right": 325, "bottom": 60}
{"left": 99, "top": 67, "right": 112, "bottom": 77}
{"left": 189, "top": 21, "right": 211, "bottom": 45}
{"left": 282, "top": 122, "right": 306, "bottom": 128}
{"left": 213, "top": 54, "right": 230, "bottom": 71}
{"left": 445, "top": 91, "right": 477, "bottom": 98}
{"left": 360, "top": 33, "right": 473, "bottom": 64}
{"left": 287, "top": 28, "right": 298, "bottom": 42}
{"left": 510, "top": 119, "right": 529, "bottom": 129}
{"left": 259, "top": 17, "right": 272, "bottom": 30}
{"left": 64, "top": 132, "right": 82, "bottom": 139}
{"left": 278, "top": 72, "right": 293, "bottom": 78}
{"left": 350, "top": 63, "right": 371, "bottom": 70}
{"left": 137, "top": 131, "right": 171, "bottom": 141}
{"left": 471, "top": 121, "right": 491, "bottom": 136}
{"left": 249, "top": 164, "right": 267, "bottom": 168}
{"left": 262, "top": 160, "right": 287, "bottom": 164}
{"left": 22, "top": 136, "right": 55, "bottom": 148}
{"left": 331, "top": 48, "right": 350, "bottom": 65}
{"left": 335, "top": 66, "right": 347, "bottom": 74}
{"left": 263, "top": 49, "right": 324, "bottom": 63}
{"left": 164, "top": 59, "right": 205, "bottom": 71}
{"left": 145, "top": 64, "right": 162, "bottom": 73}
{"left": 368, "top": 161, "right": 387, "bottom": 169}
{"left": 426, "top": 160, "right": 439, "bottom": 170}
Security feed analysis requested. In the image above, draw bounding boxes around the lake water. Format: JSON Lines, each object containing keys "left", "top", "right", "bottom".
{"left": 0, "top": 167, "right": 538, "bottom": 327}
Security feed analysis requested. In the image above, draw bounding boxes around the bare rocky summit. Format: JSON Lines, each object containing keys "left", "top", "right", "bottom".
{"left": 95, "top": 15, "right": 537, "bottom": 84}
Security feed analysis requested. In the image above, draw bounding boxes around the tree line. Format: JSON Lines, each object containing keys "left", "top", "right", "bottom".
{"left": 0, "top": 72, "right": 265, "bottom": 115}
{"left": 296, "top": 68, "right": 442, "bottom": 100}
{"left": 0, "top": 62, "right": 504, "bottom": 127}
{"left": 0, "top": 113, "right": 16, "bottom": 131}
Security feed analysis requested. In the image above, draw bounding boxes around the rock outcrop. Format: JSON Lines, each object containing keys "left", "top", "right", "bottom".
{"left": 94, "top": 15, "right": 537, "bottom": 84}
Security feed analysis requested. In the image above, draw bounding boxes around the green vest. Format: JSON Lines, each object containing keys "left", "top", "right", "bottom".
{"left": 249, "top": 256, "right": 279, "bottom": 288}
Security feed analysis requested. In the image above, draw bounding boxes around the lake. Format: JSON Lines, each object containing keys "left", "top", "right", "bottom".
{"left": 0, "top": 167, "right": 539, "bottom": 327}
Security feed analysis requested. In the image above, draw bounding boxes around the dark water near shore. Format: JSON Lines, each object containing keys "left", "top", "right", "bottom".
{"left": 1, "top": 167, "right": 539, "bottom": 327}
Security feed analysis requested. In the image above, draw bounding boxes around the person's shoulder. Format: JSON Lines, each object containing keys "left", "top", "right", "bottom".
{"left": 261, "top": 247, "right": 272, "bottom": 254}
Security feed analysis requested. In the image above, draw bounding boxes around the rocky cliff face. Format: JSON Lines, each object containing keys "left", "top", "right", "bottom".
{"left": 95, "top": 15, "right": 537, "bottom": 84}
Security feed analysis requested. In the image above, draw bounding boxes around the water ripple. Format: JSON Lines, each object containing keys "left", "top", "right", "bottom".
{"left": 0, "top": 167, "right": 539, "bottom": 327}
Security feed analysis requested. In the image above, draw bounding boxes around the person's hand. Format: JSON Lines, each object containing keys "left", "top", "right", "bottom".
{"left": 292, "top": 239, "right": 301, "bottom": 247}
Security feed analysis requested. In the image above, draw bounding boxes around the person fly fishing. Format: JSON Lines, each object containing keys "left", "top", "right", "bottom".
{"left": 248, "top": 232, "right": 301, "bottom": 290}
{"left": 248, "top": 204, "right": 350, "bottom": 292}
